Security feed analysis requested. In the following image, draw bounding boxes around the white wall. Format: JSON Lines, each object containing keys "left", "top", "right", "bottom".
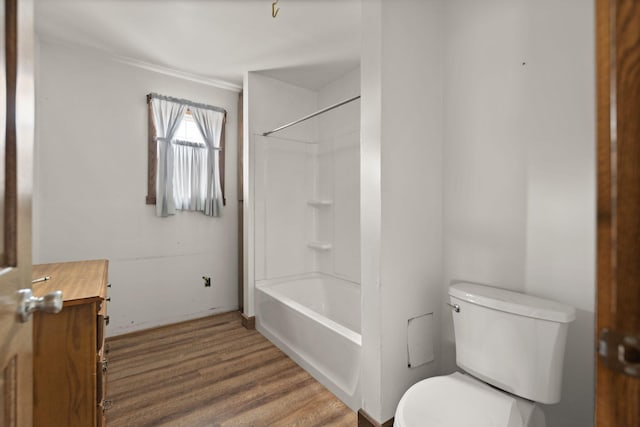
{"left": 34, "top": 39, "right": 240, "bottom": 336}
{"left": 441, "top": 1, "right": 595, "bottom": 426}
{"left": 361, "top": 0, "right": 594, "bottom": 424}
{"left": 360, "top": 0, "right": 383, "bottom": 417}
{"left": 361, "top": 0, "right": 444, "bottom": 421}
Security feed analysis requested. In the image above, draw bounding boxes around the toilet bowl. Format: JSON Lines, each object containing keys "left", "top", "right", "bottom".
{"left": 395, "top": 282, "right": 574, "bottom": 427}
{"left": 394, "top": 372, "right": 545, "bottom": 427}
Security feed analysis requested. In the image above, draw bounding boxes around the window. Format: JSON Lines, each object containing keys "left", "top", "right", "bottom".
{"left": 146, "top": 93, "right": 227, "bottom": 217}
{"left": 173, "top": 112, "right": 205, "bottom": 145}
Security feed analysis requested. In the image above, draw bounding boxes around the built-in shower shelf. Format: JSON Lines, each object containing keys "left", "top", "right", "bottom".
{"left": 307, "top": 200, "right": 333, "bottom": 207}
{"left": 307, "top": 241, "right": 333, "bottom": 251}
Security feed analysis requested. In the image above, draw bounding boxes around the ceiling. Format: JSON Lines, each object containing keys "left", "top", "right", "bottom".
{"left": 35, "top": 0, "right": 362, "bottom": 91}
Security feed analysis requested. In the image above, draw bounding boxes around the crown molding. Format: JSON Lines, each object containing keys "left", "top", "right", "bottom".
{"left": 37, "top": 35, "right": 243, "bottom": 93}
{"left": 111, "top": 54, "right": 242, "bottom": 93}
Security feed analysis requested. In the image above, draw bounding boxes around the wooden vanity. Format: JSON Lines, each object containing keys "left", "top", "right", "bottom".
{"left": 32, "top": 259, "right": 110, "bottom": 427}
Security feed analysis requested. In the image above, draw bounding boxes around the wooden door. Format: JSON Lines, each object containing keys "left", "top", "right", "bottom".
{"left": 238, "top": 91, "right": 243, "bottom": 312}
{"left": 596, "top": 0, "right": 640, "bottom": 425}
{"left": 0, "top": 0, "right": 34, "bottom": 425}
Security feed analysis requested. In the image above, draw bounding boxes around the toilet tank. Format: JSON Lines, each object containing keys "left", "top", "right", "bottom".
{"left": 449, "top": 283, "right": 576, "bottom": 404}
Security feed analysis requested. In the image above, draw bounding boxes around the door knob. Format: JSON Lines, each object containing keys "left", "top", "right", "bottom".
{"left": 17, "top": 289, "right": 63, "bottom": 322}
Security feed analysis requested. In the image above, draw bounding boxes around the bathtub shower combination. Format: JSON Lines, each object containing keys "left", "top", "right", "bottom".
{"left": 252, "top": 95, "right": 361, "bottom": 410}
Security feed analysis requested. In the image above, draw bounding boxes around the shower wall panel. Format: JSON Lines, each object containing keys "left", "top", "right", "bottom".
{"left": 250, "top": 69, "right": 361, "bottom": 294}
{"left": 254, "top": 136, "right": 315, "bottom": 281}
{"left": 332, "top": 130, "right": 360, "bottom": 281}
{"left": 317, "top": 68, "right": 361, "bottom": 284}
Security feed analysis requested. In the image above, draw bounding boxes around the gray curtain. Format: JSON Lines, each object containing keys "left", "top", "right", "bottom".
{"left": 151, "top": 98, "right": 186, "bottom": 217}
{"left": 190, "top": 106, "right": 225, "bottom": 217}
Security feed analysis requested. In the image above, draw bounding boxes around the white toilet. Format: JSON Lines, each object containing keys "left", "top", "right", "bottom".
{"left": 395, "top": 282, "right": 576, "bottom": 427}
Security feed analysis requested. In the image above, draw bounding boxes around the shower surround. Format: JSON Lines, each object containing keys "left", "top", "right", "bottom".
{"left": 244, "top": 68, "right": 361, "bottom": 409}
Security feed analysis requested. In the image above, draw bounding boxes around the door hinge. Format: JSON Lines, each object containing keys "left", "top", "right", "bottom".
{"left": 599, "top": 328, "right": 640, "bottom": 378}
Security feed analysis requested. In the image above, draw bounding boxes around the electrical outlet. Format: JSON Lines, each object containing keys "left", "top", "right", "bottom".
{"left": 202, "top": 276, "right": 211, "bottom": 287}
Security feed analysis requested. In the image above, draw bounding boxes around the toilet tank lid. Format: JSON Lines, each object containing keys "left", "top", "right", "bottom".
{"left": 449, "top": 283, "right": 576, "bottom": 323}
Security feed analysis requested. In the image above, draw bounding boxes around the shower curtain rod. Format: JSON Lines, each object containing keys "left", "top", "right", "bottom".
{"left": 262, "top": 95, "right": 361, "bottom": 137}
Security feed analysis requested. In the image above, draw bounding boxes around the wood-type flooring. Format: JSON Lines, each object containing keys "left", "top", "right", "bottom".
{"left": 106, "top": 311, "right": 356, "bottom": 426}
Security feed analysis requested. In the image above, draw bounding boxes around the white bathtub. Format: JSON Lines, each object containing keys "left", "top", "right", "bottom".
{"left": 255, "top": 273, "right": 361, "bottom": 410}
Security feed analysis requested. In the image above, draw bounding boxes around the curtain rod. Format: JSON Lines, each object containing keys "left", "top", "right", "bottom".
{"left": 262, "top": 95, "right": 361, "bottom": 137}
{"left": 147, "top": 92, "right": 226, "bottom": 114}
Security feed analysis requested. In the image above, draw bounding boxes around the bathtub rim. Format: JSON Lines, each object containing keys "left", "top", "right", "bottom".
{"left": 256, "top": 271, "right": 360, "bottom": 287}
{"left": 255, "top": 272, "right": 362, "bottom": 346}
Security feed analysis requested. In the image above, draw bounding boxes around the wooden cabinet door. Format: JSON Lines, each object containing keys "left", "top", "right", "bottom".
{"left": 0, "top": 0, "right": 34, "bottom": 425}
{"left": 597, "top": 0, "right": 640, "bottom": 425}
